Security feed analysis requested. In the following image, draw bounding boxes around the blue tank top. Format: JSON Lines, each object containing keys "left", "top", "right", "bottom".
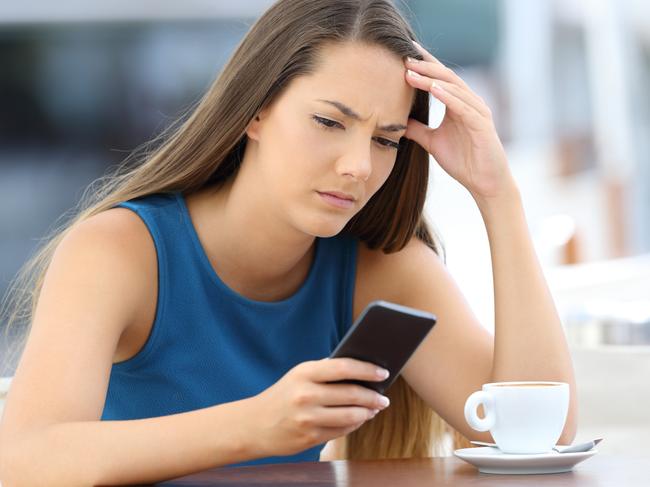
{"left": 100, "top": 192, "right": 359, "bottom": 467}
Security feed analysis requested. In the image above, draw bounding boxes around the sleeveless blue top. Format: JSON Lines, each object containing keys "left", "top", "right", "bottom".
{"left": 100, "top": 192, "right": 359, "bottom": 467}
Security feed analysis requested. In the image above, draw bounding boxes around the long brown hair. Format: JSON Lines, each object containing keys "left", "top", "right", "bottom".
{"left": 0, "top": 0, "right": 471, "bottom": 459}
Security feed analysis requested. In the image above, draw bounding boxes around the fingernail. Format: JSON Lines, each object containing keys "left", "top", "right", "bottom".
{"left": 406, "top": 56, "right": 419, "bottom": 64}
{"left": 412, "top": 40, "right": 422, "bottom": 49}
{"left": 378, "top": 395, "right": 390, "bottom": 407}
{"left": 376, "top": 368, "right": 390, "bottom": 379}
{"left": 407, "top": 69, "right": 420, "bottom": 78}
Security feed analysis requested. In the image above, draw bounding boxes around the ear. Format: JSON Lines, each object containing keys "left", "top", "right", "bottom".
{"left": 245, "top": 108, "right": 268, "bottom": 141}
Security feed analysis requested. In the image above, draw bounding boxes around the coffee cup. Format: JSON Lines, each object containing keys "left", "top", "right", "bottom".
{"left": 464, "top": 381, "right": 569, "bottom": 454}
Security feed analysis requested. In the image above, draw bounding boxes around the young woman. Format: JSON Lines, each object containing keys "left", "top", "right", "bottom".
{"left": 0, "top": 0, "right": 577, "bottom": 485}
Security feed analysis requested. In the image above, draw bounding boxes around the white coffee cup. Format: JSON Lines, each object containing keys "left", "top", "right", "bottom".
{"left": 464, "top": 381, "right": 569, "bottom": 454}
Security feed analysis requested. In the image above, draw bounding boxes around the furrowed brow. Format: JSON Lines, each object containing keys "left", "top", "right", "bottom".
{"left": 315, "top": 99, "right": 407, "bottom": 132}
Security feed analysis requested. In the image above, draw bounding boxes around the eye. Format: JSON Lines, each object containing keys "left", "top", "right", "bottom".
{"left": 312, "top": 115, "right": 343, "bottom": 130}
{"left": 312, "top": 115, "right": 401, "bottom": 150}
{"left": 374, "top": 137, "right": 401, "bottom": 150}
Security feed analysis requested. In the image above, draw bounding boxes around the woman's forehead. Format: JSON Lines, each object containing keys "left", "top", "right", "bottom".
{"left": 290, "top": 41, "right": 415, "bottom": 122}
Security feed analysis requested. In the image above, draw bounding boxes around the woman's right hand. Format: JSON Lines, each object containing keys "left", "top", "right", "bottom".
{"left": 250, "top": 358, "right": 392, "bottom": 457}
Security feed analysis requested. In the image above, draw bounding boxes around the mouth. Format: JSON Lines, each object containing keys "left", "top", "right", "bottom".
{"left": 316, "top": 191, "right": 356, "bottom": 209}
{"left": 317, "top": 190, "right": 356, "bottom": 201}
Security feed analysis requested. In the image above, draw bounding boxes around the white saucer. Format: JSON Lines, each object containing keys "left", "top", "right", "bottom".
{"left": 454, "top": 446, "right": 598, "bottom": 475}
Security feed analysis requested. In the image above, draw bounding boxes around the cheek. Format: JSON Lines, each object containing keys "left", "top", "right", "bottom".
{"left": 378, "top": 153, "right": 397, "bottom": 178}
{"left": 373, "top": 148, "right": 398, "bottom": 176}
{"left": 261, "top": 118, "right": 313, "bottom": 178}
{"left": 264, "top": 124, "right": 329, "bottom": 197}
{"left": 366, "top": 157, "right": 397, "bottom": 195}
{"left": 292, "top": 124, "right": 337, "bottom": 173}
{"left": 302, "top": 125, "right": 338, "bottom": 161}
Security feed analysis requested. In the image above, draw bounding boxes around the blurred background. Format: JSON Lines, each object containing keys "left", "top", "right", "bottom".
{"left": 1, "top": 0, "right": 649, "bottom": 455}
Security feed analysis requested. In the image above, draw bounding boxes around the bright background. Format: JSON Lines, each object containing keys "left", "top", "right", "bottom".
{"left": 1, "top": 0, "right": 649, "bottom": 455}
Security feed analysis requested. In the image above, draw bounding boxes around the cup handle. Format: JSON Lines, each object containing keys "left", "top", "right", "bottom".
{"left": 464, "top": 390, "right": 495, "bottom": 432}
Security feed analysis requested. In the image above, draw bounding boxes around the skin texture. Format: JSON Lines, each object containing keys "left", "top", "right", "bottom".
{"left": 0, "top": 40, "right": 577, "bottom": 485}
{"left": 188, "top": 38, "right": 577, "bottom": 447}
{"left": 184, "top": 41, "right": 414, "bottom": 303}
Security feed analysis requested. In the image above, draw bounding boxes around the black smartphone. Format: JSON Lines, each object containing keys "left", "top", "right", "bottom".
{"left": 328, "top": 300, "right": 437, "bottom": 394}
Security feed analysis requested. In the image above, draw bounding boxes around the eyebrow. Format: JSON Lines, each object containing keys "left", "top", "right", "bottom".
{"left": 315, "top": 99, "right": 407, "bottom": 132}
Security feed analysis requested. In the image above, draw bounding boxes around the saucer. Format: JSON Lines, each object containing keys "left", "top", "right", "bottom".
{"left": 454, "top": 446, "right": 598, "bottom": 475}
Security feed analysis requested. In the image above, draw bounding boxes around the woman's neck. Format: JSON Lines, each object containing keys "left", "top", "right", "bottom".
{"left": 184, "top": 181, "right": 317, "bottom": 301}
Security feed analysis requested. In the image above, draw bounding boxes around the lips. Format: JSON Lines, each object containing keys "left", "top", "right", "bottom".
{"left": 318, "top": 191, "right": 356, "bottom": 201}
{"left": 317, "top": 191, "right": 356, "bottom": 209}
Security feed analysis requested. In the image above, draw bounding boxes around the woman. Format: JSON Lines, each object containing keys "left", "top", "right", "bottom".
{"left": 0, "top": 0, "right": 577, "bottom": 485}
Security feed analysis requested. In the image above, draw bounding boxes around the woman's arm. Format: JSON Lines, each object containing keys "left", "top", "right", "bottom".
{"left": 371, "top": 40, "right": 577, "bottom": 444}
{"left": 0, "top": 210, "right": 387, "bottom": 485}
{"left": 476, "top": 182, "right": 577, "bottom": 444}
{"left": 359, "top": 190, "right": 577, "bottom": 446}
{"left": 1, "top": 400, "right": 261, "bottom": 487}
{"left": 0, "top": 211, "right": 265, "bottom": 486}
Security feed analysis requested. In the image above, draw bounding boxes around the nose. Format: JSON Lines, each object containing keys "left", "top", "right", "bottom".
{"left": 336, "top": 138, "right": 372, "bottom": 182}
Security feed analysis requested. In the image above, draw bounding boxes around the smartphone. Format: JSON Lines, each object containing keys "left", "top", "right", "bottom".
{"left": 328, "top": 300, "right": 437, "bottom": 394}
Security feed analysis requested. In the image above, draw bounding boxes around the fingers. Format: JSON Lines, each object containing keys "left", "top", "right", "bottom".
{"left": 316, "top": 406, "right": 378, "bottom": 428}
{"left": 406, "top": 64, "right": 489, "bottom": 119}
{"left": 408, "top": 48, "right": 469, "bottom": 90}
{"left": 406, "top": 41, "right": 492, "bottom": 120}
{"left": 305, "top": 358, "right": 389, "bottom": 384}
{"left": 411, "top": 40, "right": 440, "bottom": 64}
{"left": 405, "top": 71, "right": 486, "bottom": 131}
{"left": 315, "top": 382, "right": 390, "bottom": 410}
{"left": 319, "top": 420, "right": 367, "bottom": 440}
{"left": 404, "top": 117, "right": 432, "bottom": 150}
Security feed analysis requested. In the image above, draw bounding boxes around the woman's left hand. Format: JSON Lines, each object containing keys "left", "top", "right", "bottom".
{"left": 403, "top": 41, "right": 514, "bottom": 201}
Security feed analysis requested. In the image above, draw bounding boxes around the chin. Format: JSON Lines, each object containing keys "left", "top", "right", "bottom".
{"left": 299, "top": 213, "right": 350, "bottom": 238}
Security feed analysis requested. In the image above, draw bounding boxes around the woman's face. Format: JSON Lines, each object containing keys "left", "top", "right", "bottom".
{"left": 245, "top": 41, "right": 415, "bottom": 237}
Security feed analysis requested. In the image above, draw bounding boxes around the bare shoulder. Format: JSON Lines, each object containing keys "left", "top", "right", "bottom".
{"left": 63, "top": 206, "right": 158, "bottom": 341}
{"left": 42, "top": 206, "right": 158, "bottom": 350}
{"left": 68, "top": 206, "right": 156, "bottom": 266}
{"left": 0, "top": 207, "right": 158, "bottom": 439}
{"left": 70, "top": 206, "right": 153, "bottom": 251}
{"left": 353, "top": 236, "right": 445, "bottom": 319}
{"left": 59, "top": 206, "right": 156, "bottom": 302}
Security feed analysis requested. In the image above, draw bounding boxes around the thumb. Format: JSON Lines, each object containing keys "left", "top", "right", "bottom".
{"left": 404, "top": 117, "right": 432, "bottom": 153}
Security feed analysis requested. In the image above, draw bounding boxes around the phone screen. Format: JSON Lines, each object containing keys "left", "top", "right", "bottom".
{"left": 328, "top": 300, "right": 437, "bottom": 393}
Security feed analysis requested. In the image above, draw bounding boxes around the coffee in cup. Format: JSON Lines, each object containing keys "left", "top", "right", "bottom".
{"left": 464, "top": 381, "right": 569, "bottom": 454}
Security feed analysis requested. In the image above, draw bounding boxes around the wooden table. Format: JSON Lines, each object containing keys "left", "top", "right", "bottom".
{"left": 155, "top": 455, "right": 649, "bottom": 486}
